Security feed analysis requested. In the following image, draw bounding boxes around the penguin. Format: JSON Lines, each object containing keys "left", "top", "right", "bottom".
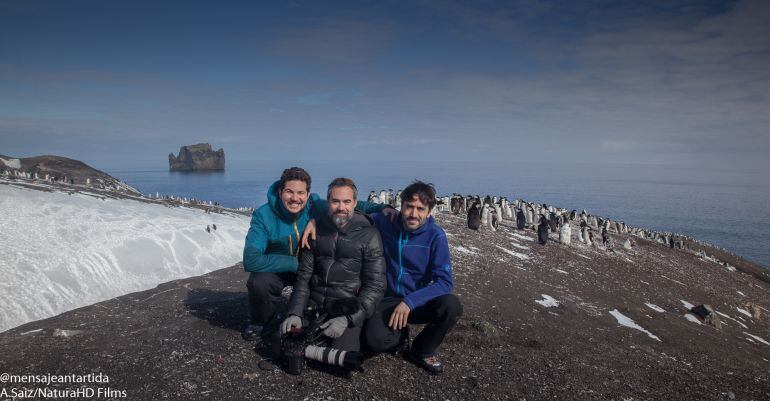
{"left": 537, "top": 215, "right": 549, "bottom": 245}
{"left": 368, "top": 191, "right": 380, "bottom": 203}
{"left": 450, "top": 196, "right": 460, "bottom": 214}
{"left": 515, "top": 207, "right": 526, "bottom": 230}
{"left": 467, "top": 202, "right": 481, "bottom": 230}
{"left": 480, "top": 204, "right": 490, "bottom": 228}
{"left": 524, "top": 205, "right": 534, "bottom": 229}
{"left": 559, "top": 220, "right": 571, "bottom": 245}
{"left": 581, "top": 222, "right": 592, "bottom": 246}
{"left": 212, "top": 224, "right": 217, "bottom": 231}
{"left": 601, "top": 226, "right": 610, "bottom": 247}
{"left": 206, "top": 225, "right": 211, "bottom": 233}
{"left": 548, "top": 212, "right": 558, "bottom": 232}
{"left": 489, "top": 209, "right": 498, "bottom": 231}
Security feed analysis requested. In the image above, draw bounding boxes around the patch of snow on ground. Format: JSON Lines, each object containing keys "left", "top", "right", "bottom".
{"left": 640, "top": 280, "right": 650, "bottom": 285}
{"left": 0, "top": 185, "right": 249, "bottom": 333}
{"left": 454, "top": 246, "right": 477, "bottom": 255}
{"left": 743, "top": 332, "right": 770, "bottom": 346}
{"left": 680, "top": 300, "right": 695, "bottom": 310}
{"left": 661, "top": 275, "right": 686, "bottom": 286}
{"left": 0, "top": 157, "right": 21, "bottom": 169}
{"left": 609, "top": 309, "right": 661, "bottom": 342}
{"left": 684, "top": 314, "right": 703, "bottom": 325}
{"left": 577, "top": 254, "right": 591, "bottom": 260}
{"left": 716, "top": 311, "right": 748, "bottom": 329}
{"left": 555, "top": 269, "right": 569, "bottom": 275}
{"left": 536, "top": 294, "right": 559, "bottom": 308}
{"left": 510, "top": 232, "right": 534, "bottom": 242}
{"left": 737, "top": 290, "right": 745, "bottom": 296}
{"left": 495, "top": 245, "right": 530, "bottom": 260}
{"left": 510, "top": 242, "right": 529, "bottom": 250}
{"left": 646, "top": 303, "right": 665, "bottom": 313}
{"left": 736, "top": 307, "right": 753, "bottom": 318}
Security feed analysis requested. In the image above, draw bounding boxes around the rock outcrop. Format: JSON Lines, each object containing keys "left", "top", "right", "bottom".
{"left": 168, "top": 143, "right": 225, "bottom": 171}
{"left": 0, "top": 154, "right": 139, "bottom": 194}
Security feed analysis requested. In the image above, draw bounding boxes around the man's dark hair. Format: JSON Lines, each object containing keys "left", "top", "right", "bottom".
{"left": 327, "top": 177, "right": 357, "bottom": 200}
{"left": 279, "top": 167, "right": 311, "bottom": 192}
{"left": 400, "top": 180, "right": 437, "bottom": 210}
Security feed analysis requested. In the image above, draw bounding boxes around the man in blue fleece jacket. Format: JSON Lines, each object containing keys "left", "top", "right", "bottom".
{"left": 241, "top": 167, "right": 394, "bottom": 341}
{"left": 363, "top": 181, "right": 463, "bottom": 374}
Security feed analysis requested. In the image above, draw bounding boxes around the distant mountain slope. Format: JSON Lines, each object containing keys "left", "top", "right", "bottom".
{"left": 0, "top": 154, "right": 139, "bottom": 194}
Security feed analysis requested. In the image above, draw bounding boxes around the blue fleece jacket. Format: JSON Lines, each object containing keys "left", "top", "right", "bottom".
{"left": 242, "top": 181, "right": 387, "bottom": 273}
{"left": 371, "top": 212, "right": 453, "bottom": 310}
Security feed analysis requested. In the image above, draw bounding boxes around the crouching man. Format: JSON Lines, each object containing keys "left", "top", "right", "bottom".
{"left": 281, "top": 178, "right": 386, "bottom": 360}
{"left": 242, "top": 168, "right": 393, "bottom": 341}
{"left": 364, "top": 181, "right": 463, "bottom": 374}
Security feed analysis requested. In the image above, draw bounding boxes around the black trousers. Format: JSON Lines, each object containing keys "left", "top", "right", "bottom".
{"left": 325, "top": 324, "right": 362, "bottom": 352}
{"left": 246, "top": 272, "right": 296, "bottom": 325}
{"left": 363, "top": 294, "right": 463, "bottom": 357}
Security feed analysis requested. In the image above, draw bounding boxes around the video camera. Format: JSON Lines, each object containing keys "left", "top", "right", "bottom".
{"left": 279, "top": 297, "right": 364, "bottom": 375}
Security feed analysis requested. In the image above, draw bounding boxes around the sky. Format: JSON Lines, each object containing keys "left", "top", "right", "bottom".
{"left": 1, "top": 0, "right": 769, "bottom": 168}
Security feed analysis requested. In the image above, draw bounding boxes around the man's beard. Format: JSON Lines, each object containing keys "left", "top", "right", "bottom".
{"left": 332, "top": 211, "right": 351, "bottom": 227}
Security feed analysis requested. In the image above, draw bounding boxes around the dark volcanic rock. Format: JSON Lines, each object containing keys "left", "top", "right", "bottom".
{"left": 168, "top": 143, "right": 225, "bottom": 171}
{"left": 1, "top": 215, "right": 768, "bottom": 400}
{"left": 0, "top": 154, "right": 139, "bottom": 194}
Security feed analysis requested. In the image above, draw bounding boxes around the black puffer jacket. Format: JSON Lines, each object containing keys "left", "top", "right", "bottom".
{"left": 287, "top": 211, "right": 386, "bottom": 327}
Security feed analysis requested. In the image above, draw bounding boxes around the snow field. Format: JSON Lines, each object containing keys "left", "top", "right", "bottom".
{"left": 0, "top": 185, "right": 249, "bottom": 332}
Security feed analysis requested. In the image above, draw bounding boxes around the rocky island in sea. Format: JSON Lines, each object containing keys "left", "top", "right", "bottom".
{"left": 168, "top": 143, "right": 225, "bottom": 171}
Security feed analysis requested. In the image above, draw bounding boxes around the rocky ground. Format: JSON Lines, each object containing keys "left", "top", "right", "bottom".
{"left": 1, "top": 213, "right": 769, "bottom": 401}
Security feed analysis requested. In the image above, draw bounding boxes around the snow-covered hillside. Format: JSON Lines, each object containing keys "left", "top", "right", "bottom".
{"left": 0, "top": 183, "right": 249, "bottom": 332}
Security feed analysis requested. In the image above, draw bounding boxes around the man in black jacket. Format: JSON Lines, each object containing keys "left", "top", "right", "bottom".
{"left": 281, "top": 178, "right": 386, "bottom": 352}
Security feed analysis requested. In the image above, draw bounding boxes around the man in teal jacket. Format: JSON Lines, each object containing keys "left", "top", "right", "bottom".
{"left": 242, "top": 167, "right": 394, "bottom": 341}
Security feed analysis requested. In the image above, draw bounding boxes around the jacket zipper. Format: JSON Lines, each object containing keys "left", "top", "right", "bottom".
{"left": 289, "top": 217, "right": 300, "bottom": 257}
{"left": 325, "top": 232, "right": 338, "bottom": 284}
{"left": 396, "top": 230, "right": 408, "bottom": 295}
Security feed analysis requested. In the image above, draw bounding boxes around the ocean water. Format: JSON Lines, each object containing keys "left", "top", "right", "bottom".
{"left": 104, "top": 159, "right": 770, "bottom": 270}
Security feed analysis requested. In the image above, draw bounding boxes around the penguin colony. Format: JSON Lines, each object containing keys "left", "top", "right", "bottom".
{"left": 4, "top": 166, "right": 742, "bottom": 269}
{"left": 366, "top": 189, "right": 741, "bottom": 269}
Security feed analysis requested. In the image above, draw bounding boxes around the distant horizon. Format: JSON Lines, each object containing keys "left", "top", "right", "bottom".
{"left": 4, "top": 151, "right": 770, "bottom": 172}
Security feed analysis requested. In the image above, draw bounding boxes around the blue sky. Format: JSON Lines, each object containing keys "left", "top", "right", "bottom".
{"left": 1, "top": 0, "right": 769, "bottom": 168}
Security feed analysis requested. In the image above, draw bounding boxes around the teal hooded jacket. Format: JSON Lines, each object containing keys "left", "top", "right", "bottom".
{"left": 242, "top": 180, "right": 389, "bottom": 273}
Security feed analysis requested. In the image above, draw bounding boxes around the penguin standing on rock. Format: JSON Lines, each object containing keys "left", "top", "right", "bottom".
{"left": 581, "top": 221, "right": 591, "bottom": 245}
{"left": 559, "top": 219, "right": 571, "bottom": 245}
{"left": 467, "top": 202, "right": 481, "bottom": 230}
{"left": 537, "top": 215, "right": 549, "bottom": 245}
{"left": 515, "top": 207, "right": 526, "bottom": 230}
{"left": 601, "top": 226, "right": 610, "bottom": 247}
{"left": 480, "top": 204, "right": 490, "bottom": 228}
